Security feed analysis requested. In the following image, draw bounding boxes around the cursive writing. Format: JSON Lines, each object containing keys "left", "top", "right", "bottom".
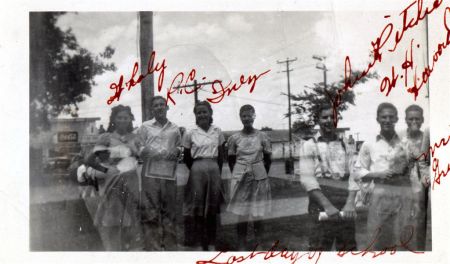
{"left": 165, "top": 69, "right": 271, "bottom": 105}
{"left": 416, "top": 134, "right": 450, "bottom": 189}
{"left": 107, "top": 51, "right": 166, "bottom": 105}
{"left": 337, "top": 226, "right": 423, "bottom": 259}
{"left": 107, "top": 51, "right": 270, "bottom": 105}
{"left": 196, "top": 241, "right": 322, "bottom": 264}
{"left": 207, "top": 70, "right": 271, "bottom": 104}
{"left": 407, "top": 6, "right": 450, "bottom": 99}
{"left": 329, "top": 0, "right": 447, "bottom": 126}
{"left": 196, "top": 224, "right": 426, "bottom": 264}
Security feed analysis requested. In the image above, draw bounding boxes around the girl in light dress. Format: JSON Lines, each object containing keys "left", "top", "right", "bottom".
{"left": 227, "top": 104, "right": 272, "bottom": 250}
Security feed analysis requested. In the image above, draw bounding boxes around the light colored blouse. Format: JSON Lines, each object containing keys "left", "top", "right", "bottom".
{"left": 95, "top": 132, "right": 140, "bottom": 166}
{"left": 136, "top": 120, "right": 181, "bottom": 158}
{"left": 183, "top": 125, "right": 225, "bottom": 159}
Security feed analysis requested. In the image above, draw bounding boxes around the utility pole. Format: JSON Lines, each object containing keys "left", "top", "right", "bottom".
{"left": 173, "top": 80, "right": 219, "bottom": 104}
{"left": 313, "top": 55, "right": 328, "bottom": 90}
{"left": 139, "top": 12, "right": 154, "bottom": 122}
{"left": 277, "top": 57, "right": 297, "bottom": 174}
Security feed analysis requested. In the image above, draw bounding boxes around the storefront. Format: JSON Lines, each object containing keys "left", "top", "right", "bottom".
{"left": 45, "top": 117, "right": 100, "bottom": 171}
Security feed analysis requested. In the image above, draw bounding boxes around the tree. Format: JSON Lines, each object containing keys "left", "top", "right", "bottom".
{"left": 261, "top": 126, "right": 273, "bottom": 131}
{"left": 30, "top": 12, "right": 116, "bottom": 132}
{"left": 290, "top": 69, "right": 378, "bottom": 137}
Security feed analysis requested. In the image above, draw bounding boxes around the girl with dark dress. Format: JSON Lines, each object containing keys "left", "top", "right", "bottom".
{"left": 183, "top": 101, "right": 225, "bottom": 251}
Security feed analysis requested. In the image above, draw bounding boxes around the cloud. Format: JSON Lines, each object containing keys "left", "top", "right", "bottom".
{"left": 156, "top": 21, "right": 229, "bottom": 45}
{"left": 225, "top": 14, "right": 253, "bottom": 32}
{"left": 57, "top": 13, "right": 137, "bottom": 54}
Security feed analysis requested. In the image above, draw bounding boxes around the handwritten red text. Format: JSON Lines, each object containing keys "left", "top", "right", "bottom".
{"left": 107, "top": 51, "right": 270, "bottom": 105}
{"left": 330, "top": 0, "right": 448, "bottom": 126}
{"left": 196, "top": 241, "right": 322, "bottom": 264}
{"left": 416, "top": 134, "right": 450, "bottom": 189}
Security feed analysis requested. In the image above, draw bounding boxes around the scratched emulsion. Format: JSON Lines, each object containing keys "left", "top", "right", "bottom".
{"left": 29, "top": 3, "right": 443, "bottom": 259}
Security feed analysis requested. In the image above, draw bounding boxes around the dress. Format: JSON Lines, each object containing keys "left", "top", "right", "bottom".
{"left": 227, "top": 130, "right": 272, "bottom": 217}
{"left": 136, "top": 119, "right": 181, "bottom": 250}
{"left": 353, "top": 133, "right": 414, "bottom": 250}
{"left": 92, "top": 132, "right": 144, "bottom": 251}
{"left": 182, "top": 125, "right": 225, "bottom": 248}
{"left": 299, "top": 135, "right": 358, "bottom": 251}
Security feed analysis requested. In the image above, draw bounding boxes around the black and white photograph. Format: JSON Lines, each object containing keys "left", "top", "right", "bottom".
{"left": 2, "top": 0, "right": 450, "bottom": 263}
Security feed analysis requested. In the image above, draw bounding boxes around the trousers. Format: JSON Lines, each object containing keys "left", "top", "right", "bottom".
{"left": 141, "top": 177, "right": 178, "bottom": 250}
{"left": 366, "top": 185, "right": 414, "bottom": 250}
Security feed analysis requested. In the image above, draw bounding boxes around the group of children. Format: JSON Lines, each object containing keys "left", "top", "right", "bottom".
{"left": 78, "top": 97, "right": 429, "bottom": 252}
{"left": 79, "top": 97, "right": 272, "bottom": 251}
{"left": 299, "top": 102, "right": 429, "bottom": 251}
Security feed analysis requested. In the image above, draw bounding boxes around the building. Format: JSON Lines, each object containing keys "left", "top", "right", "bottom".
{"left": 47, "top": 117, "right": 101, "bottom": 158}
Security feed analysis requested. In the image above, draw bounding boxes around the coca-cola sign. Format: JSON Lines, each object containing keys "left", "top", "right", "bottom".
{"left": 57, "top": 131, "right": 78, "bottom": 142}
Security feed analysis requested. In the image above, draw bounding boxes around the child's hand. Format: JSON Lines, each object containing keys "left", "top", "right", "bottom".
{"left": 324, "top": 205, "right": 340, "bottom": 219}
{"left": 384, "top": 169, "right": 396, "bottom": 179}
{"left": 165, "top": 149, "right": 180, "bottom": 161}
{"left": 341, "top": 202, "right": 357, "bottom": 220}
{"left": 140, "top": 146, "right": 151, "bottom": 160}
{"left": 126, "top": 141, "right": 139, "bottom": 156}
{"left": 421, "top": 175, "right": 430, "bottom": 188}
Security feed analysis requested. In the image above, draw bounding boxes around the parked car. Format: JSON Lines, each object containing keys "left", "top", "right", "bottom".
{"left": 44, "top": 156, "right": 72, "bottom": 173}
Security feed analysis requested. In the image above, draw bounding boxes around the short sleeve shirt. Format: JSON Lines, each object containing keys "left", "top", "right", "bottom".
{"left": 182, "top": 125, "right": 225, "bottom": 159}
{"left": 136, "top": 120, "right": 181, "bottom": 179}
{"left": 353, "top": 133, "right": 409, "bottom": 180}
{"left": 136, "top": 120, "right": 181, "bottom": 158}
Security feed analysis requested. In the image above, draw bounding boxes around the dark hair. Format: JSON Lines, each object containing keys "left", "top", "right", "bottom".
{"left": 150, "top": 96, "right": 167, "bottom": 107}
{"left": 405, "top": 104, "right": 423, "bottom": 116}
{"left": 314, "top": 103, "right": 334, "bottom": 120}
{"left": 193, "top": 101, "right": 213, "bottom": 126}
{"left": 239, "top": 104, "right": 255, "bottom": 115}
{"left": 107, "top": 104, "right": 135, "bottom": 133}
{"left": 377, "top": 102, "right": 398, "bottom": 117}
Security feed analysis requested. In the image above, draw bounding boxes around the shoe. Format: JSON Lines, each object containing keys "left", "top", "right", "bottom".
{"left": 237, "top": 242, "right": 246, "bottom": 251}
{"left": 193, "top": 245, "right": 203, "bottom": 251}
{"left": 207, "top": 245, "right": 216, "bottom": 251}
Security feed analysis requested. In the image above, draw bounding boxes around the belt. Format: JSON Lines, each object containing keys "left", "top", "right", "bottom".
{"left": 236, "top": 160, "right": 263, "bottom": 165}
{"left": 363, "top": 175, "right": 411, "bottom": 186}
{"left": 193, "top": 157, "right": 217, "bottom": 161}
{"left": 319, "top": 173, "right": 350, "bottom": 181}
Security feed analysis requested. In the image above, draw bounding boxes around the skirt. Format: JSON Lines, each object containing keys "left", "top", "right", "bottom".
{"left": 227, "top": 171, "right": 272, "bottom": 217}
{"left": 93, "top": 170, "right": 144, "bottom": 250}
{"left": 183, "top": 159, "right": 224, "bottom": 217}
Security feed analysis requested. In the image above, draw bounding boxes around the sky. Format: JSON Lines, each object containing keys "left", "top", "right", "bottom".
{"left": 56, "top": 10, "right": 431, "bottom": 142}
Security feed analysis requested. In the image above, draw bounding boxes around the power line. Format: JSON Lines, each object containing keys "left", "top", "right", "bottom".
{"left": 312, "top": 55, "right": 328, "bottom": 90}
{"left": 173, "top": 80, "right": 218, "bottom": 104}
